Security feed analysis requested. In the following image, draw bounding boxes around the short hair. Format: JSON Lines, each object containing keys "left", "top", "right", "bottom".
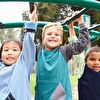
{"left": 0, "top": 39, "right": 22, "bottom": 59}
{"left": 85, "top": 46, "right": 100, "bottom": 62}
{"left": 42, "top": 22, "right": 63, "bottom": 39}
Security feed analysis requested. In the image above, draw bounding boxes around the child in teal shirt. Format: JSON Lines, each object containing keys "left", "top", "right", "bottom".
{"left": 35, "top": 15, "right": 90, "bottom": 100}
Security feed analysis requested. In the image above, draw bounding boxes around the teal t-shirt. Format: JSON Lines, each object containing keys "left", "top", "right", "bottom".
{"left": 35, "top": 48, "right": 72, "bottom": 100}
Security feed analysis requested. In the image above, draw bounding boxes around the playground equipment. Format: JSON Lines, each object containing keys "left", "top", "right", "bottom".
{"left": 0, "top": 0, "right": 100, "bottom": 41}
{"left": 0, "top": 0, "right": 100, "bottom": 11}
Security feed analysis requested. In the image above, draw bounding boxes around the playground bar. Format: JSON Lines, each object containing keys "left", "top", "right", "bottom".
{"left": 0, "top": 0, "right": 100, "bottom": 11}
{"left": 61, "top": 8, "right": 88, "bottom": 25}
{"left": 0, "top": 21, "right": 100, "bottom": 37}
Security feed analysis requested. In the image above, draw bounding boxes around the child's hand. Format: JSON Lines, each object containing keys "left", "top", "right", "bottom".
{"left": 68, "top": 21, "right": 76, "bottom": 36}
{"left": 73, "top": 15, "right": 83, "bottom": 25}
{"left": 29, "top": 4, "right": 38, "bottom": 22}
{"left": 67, "top": 21, "right": 74, "bottom": 29}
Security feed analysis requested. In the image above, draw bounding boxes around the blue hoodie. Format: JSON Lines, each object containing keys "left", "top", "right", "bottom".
{"left": 0, "top": 22, "right": 37, "bottom": 100}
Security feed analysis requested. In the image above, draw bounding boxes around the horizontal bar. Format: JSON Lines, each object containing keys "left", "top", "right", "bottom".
{"left": 61, "top": 8, "right": 88, "bottom": 25}
{"left": 90, "top": 36, "right": 98, "bottom": 41}
{"left": 0, "top": 0, "right": 100, "bottom": 11}
{"left": 0, "top": 21, "right": 100, "bottom": 41}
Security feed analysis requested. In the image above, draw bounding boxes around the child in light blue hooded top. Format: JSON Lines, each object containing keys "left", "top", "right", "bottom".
{"left": 0, "top": 5, "right": 37, "bottom": 100}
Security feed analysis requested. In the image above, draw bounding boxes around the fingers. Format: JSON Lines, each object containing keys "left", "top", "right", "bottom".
{"left": 67, "top": 21, "right": 74, "bottom": 28}
{"left": 29, "top": 4, "right": 38, "bottom": 22}
{"left": 32, "top": 4, "right": 37, "bottom": 14}
{"left": 68, "top": 15, "right": 83, "bottom": 26}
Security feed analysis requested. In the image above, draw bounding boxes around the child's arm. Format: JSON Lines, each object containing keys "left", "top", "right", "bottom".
{"left": 65, "top": 15, "right": 90, "bottom": 61}
{"left": 67, "top": 21, "right": 78, "bottom": 42}
{"left": 68, "top": 21, "right": 76, "bottom": 37}
{"left": 19, "top": 5, "right": 38, "bottom": 73}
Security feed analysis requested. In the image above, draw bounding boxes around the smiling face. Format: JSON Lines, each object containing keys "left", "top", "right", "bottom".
{"left": 42, "top": 23, "right": 63, "bottom": 50}
{"left": 1, "top": 41, "right": 22, "bottom": 66}
{"left": 86, "top": 51, "right": 100, "bottom": 72}
{"left": 85, "top": 46, "right": 100, "bottom": 72}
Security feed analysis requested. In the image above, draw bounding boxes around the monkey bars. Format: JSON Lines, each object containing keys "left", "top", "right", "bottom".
{"left": 0, "top": 0, "right": 100, "bottom": 41}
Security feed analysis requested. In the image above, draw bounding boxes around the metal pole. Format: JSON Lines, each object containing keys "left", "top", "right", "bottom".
{"left": 61, "top": 8, "right": 88, "bottom": 25}
{"left": 0, "top": 21, "right": 100, "bottom": 37}
{"left": 0, "top": 0, "right": 100, "bottom": 11}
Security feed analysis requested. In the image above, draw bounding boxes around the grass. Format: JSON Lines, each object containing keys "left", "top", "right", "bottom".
{"left": 30, "top": 73, "right": 78, "bottom": 96}
{"left": 30, "top": 73, "right": 36, "bottom": 96}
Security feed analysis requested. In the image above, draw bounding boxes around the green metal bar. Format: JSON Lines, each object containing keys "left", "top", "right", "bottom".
{"left": 0, "top": 21, "right": 48, "bottom": 28}
{"left": 63, "top": 25, "right": 100, "bottom": 37}
{"left": 61, "top": 8, "right": 88, "bottom": 25}
{"left": 0, "top": 21, "right": 100, "bottom": 39}
{"left": 90, "top": 36, "right": 98, "bottom": 41}
{"left": 0, "top": 0, "right": 100, "bottom": 11}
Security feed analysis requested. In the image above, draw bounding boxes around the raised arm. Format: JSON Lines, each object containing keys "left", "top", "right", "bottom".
{"left": 20, "top": 4, "right": 38, "bottom": 73}
{"left": 63, "top": 15, "right": 90, "bottom": 61}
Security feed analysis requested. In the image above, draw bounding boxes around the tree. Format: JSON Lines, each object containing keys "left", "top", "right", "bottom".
{"left": 0, "top": 28, "right": 14, "bottom": 43}
{"left": 21, "top": 3, "right": 100, "bottom": 46}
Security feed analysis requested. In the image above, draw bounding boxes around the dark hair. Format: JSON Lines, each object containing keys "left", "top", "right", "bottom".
{"left": 0, "top": 39, "right": 22, "bottom": 59}
{"left": 85, "top": 46, "right": 100, "bottom": 62}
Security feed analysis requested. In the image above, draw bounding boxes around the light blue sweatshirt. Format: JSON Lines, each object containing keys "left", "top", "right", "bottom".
{"left": 0, "top": 22, "right": 37, "bottom": 100}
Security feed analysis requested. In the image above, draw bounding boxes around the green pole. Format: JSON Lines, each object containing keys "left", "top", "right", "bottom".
{"left": 90, "top": 36, "right": 98, "bottom": 41}
{"left": 0, "top": 0, "right": 100, "bottom": 11}
{"left": 0, "top": 21, "right": 100, "bottom": 38}
{"left": 61, "top": 8, "right": 88, "bottom": 25}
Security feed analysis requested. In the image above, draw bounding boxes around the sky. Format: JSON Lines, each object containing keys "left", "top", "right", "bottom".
{"left": 0, "top": 2, "right": 29, "bottom": 22}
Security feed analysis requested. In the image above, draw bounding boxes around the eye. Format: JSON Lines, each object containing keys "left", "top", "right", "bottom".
{"left": 90, "top": 58, "right": 95, "bottom": 61}
{"left": 13, "top": 48, "right": 19, "bottom": 51}
{"left": 3, "top": 49, "right": 9, "bottom": 52}
{"left": 55, "top": 33, "right": 59, "bottom": 36}
{"left": 47, "top": 33, "right": 52, "bottom": 36}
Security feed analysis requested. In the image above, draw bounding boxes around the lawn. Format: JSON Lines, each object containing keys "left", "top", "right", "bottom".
{"left": 30, "top": 73, "right": 36, "bottom": 96}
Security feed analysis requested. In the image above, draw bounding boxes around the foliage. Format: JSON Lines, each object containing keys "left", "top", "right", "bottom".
{"left": 0, "top": 28, "right": 14, "bottom": 43}
{"left": 91, "top": 37, "right": 100, "bottom": 47}
{"left": 37, "top": 3, "right": 100, "bottom": 46}
{"left": 30, "top": 73, "right": 36, "bottom": 96}
{"left": 37, "top": 3, "right": 70, "bottom": 22}
{"left": 1, "top": 3, "right": 99, "bottom": 46}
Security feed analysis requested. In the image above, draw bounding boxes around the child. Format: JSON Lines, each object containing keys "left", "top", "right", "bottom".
{"left": 0, "top": 5, "right": 37, "bottom": 100}
{"left": 35, "top": 15, "right": 90, "bottom": 100}
{"left": 78, "top": 46, "right": 100, "bottom": 100}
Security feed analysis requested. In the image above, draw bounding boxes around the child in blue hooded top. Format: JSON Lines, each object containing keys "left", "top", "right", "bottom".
{"left": 0, "top": 5, "right": 37, "bottom": 100}
{"left": 35, "top": 15, "right": 90, "bottom": 100}
{"left": 78, "top": 46, "right": 100, "bottom": 100}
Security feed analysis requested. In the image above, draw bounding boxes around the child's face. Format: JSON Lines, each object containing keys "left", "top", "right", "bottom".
{"left": 86, "top": 52, "right": 100, "bottom": 72}
{"left": 42, "top": 26, "right": 63, "bottom": 50}
{"left": 1, "top": 41, "right": 21, "bottom": 65}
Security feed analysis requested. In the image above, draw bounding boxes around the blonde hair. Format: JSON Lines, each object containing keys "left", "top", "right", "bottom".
{"left": 85, "top": 46, "right": 100, "bottom": 62}
{"left": 42, "top": 22, "right": 63, "bottom": 39}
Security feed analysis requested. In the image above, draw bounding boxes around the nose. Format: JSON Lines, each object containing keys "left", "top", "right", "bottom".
{"left": 51, "top": 33, "right": 56, "bottom": 37}
{"left": 8, "top": 50, "right": 12, "bottom": 55}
